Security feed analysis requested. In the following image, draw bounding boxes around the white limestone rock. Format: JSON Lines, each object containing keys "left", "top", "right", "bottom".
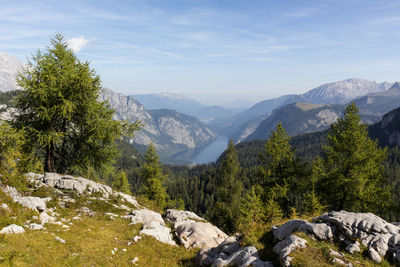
{"left": 1, "top": 203, "right": 10, "bottom": 211}
{"left": 139, "top": 221, "right": 177, "bottom": 246}
{"left": 0, "top": 224, "right": 25, "bottom": 234}
{"left": 55, "top": 236, "right": 66, "bottom": 244}
{"left": 368, "top": 247, "right": 381, "bottom": 263}
{"left": 165, "top": 209, "right": 205, "bottom": 224}
{"left": 29, "top": 223, "right": 44, "bottom": 230}
{"left": 127, "top": 209, "right": 165, "bottom": 226}
{"left": 273, "top": 219, "right": 333, "bottom": 241}
{"left": 197, "top": 235, "right": 273, "bottom": 267}
{"left": 345, "top": 241, "right": 360, "bottom": 254}
{"left": 175, "top": 220, "right": 228, "bottom": 249}
{"left": 1, "top": 185, "right": 51, "bottom": 212}
{"left": 273, "top": 235, "right": 307, "bottom": 267}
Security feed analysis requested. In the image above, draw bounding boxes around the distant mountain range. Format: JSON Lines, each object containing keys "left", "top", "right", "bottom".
{"left": 132, "top": 92, "right": 236, "bottom": 124}
{"left": 1, "top": 51, "right": 400, "bottom": 164}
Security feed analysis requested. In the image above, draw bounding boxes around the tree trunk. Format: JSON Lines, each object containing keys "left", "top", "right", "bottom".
{"left": 45, "top": 142, "right": 55, "bottom": 172}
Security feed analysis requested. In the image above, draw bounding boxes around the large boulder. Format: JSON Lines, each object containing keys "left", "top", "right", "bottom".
{"left": 197, "top": 235, "right": 274, "bottom": 267}
{"left": 175, "top": 220, "right": 228, "bottom": 249}
{"left": 1, "top": 185, "right": 50, "bottom": 212}
{"left": 167, "top": 209, "right": 227, "bottom": 249}
{"left": 0, "top": 224, "right": 25, "bottom": 234}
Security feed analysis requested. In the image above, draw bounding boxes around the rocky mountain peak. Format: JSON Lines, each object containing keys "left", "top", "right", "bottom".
{"left": 302, "top": 78, "right": 392, "bottom": 104}
{"left": 0, "top": 52, "right": 25, "bottom": 92}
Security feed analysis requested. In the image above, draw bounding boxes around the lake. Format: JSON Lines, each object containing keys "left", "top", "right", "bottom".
{"left": 191, "top": 136, "right": 229, "bottom": 164}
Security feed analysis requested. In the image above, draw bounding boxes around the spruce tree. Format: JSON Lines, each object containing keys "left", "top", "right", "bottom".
{"left": 141, "top": 143, "right": 168, "bottom": 209}
{"left": 319, "top": 103, "right": 387, "bottom": 212}
{"left": 212, "top": 140, "right": 242, "bottom": 233}
{"left": 14, "top": 34, "right": 139, "bottom": 175}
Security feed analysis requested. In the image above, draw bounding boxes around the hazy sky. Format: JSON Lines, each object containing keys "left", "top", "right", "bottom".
{"left": 1, "top": 0, "right": 400, "bottom": 105}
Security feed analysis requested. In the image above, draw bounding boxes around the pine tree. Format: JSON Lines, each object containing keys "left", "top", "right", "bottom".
{"left": 238, "top": 185, "right": 265, "bottom": 229}
{"left": 112, "top": 170, "right": 131, "bottom": 195}
{"left": 141, "top": 143, "right": 168, "bottom": 209}
{"left": 212, "top": 140, "right": 243, "bottom": 233}
{"left": 319, "top": 103, "right": 387, "bottom": 212}
{"left": 14, "top": 34, "right": 139, "bottom": 175}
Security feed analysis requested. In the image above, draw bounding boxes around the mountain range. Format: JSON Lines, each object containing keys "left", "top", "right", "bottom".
{"left": 1, "top": 51, "right": 400, "bottom": 164}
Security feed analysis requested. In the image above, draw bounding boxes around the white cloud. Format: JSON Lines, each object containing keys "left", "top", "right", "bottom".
{"left": 67, "top": 36, "right": 89, "bottom": 53}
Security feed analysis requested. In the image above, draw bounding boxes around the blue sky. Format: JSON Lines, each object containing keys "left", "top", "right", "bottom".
{"left": 1, "top": 0, "right": 400, "bottom": 105}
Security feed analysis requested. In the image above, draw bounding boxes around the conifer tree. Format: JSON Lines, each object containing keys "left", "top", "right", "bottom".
{"left": 261, "top": 123, "right": 298, "bottom": 214}
{"left": 212, "top": 140, "right": 242, "bottom": 233}
{"left": 303, "top": 157, "right": 325, "bottom": 216}
{"left": 319, "top": 103, "right": 387, "bottom": 212}
{"left": 14, "top": 34, "right": 139, "bottom": 175}
{"left": 238, "top": 185, "right": 265, "bottom": 229}
{"left": 141, "top": 143, "right": 168, "bottom": 209}
{"left": 112, "top": 170, "right": 131, "bottom": 195}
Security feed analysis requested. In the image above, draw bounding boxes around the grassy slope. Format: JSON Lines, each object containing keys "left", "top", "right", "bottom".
{"left": 0, "top": 183, "right": 196, "bottom": 266}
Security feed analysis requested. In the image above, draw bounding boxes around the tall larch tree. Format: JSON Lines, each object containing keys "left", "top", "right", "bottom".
{"left": 319, "top": 102, "right": 387, "bottom": 212}
{"left": 14, "top": 34, "right": 140, "bottom": 176}
{"left": 212, "top": 140, "right": 242, "bottom": 233}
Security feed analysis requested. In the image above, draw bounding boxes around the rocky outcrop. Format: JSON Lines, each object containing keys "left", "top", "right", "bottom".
{"left": 273, "top": 219, "right": 333, "bottom": 241}
{"left": 25, "top": 172, "right": 140, "bottom": 208}
{"left": 1, "top": 185, "right": 51, "bottom": 212}
{"left": 125, "top": 209, "right": 177, "bottom": 246}
{"left": 167, "top": 209, "right": 227, "bottom": 249}
{"left": 274, "top": 211, "right": 400, "bottom": 264}
{"left": 273, "top": 235, "right": 307, "bottom": 267}
{"left": 0, "top": 224, "right": 25, "bottom": 234}
{"left": 197, "top": 235, "right": 274, "bottom": 267}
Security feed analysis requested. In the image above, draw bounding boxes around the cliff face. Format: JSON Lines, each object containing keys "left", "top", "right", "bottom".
{"left": 369, "top": 103, "right": 400, "bottom": 148}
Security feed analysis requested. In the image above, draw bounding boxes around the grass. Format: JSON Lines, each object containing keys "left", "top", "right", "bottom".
{"left": 0, "top": 184, "right": 197, "bottom": 266}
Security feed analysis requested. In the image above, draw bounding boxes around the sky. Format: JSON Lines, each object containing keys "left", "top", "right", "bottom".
{"left": 1, "top": 0, "right": 400, "bottom": 106}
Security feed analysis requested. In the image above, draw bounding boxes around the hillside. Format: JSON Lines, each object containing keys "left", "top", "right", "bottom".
{"left": 1, "top": 172, "right": 399, "bottom": 266}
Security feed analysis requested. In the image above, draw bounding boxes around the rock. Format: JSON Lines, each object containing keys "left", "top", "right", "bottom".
{"left": 197, "top": 236, "right": 273, "bottom": 267}
{"left": 166, "top": 209, "right": 228, "bottom": 250}
{"left": 273, "top": 219, "right": 332, "bottom": 241}
{"left": 25, "top": 172, "right": 140, "bottom": 207}
{"left": 329, "top": 249, "right": 344, "bottom": 258}
{"left": 175, "top": 220, "right": 228, "bottom": 249}
{"left": 55, "top": 236, "right": 66, "bottom": 244}
{"left": 1, "top": 185, "right": 51, "bottom": 211}
{"left": 165, "top": 209, "right": 205, "bottom": 223}
{"left": 29, "top": 223, "right": 44, "bottom": 230}
{"left": 345, "top": 241, "right": 360, "bottom": 254}
{"left": 368, "top": 247, "right": 381, "bottom": 263}
{"left": 126, "top": 209, "right": 165, "bottom": 226}
{"left": 40, "top": 212, "right": 57, "bottom": 225}
{"left": 273, "top": 235, "right": 307, "bottom": 267}
{"left": 0, "top": 224, "right": 25, "bottom": 234}
{"left": 131, "top": 257, "right": 139, "bottom": 265}
{"left": 1, "top": 203, "right": 10, "bottom": 211}
{"left": 139, "top": 221, "right": 177, "bottom": 246}
{"left": 331, "top": 257, "right": 353, "bottom": 267}
{"left": 318, "top": 211, "right": 400, "bottom": 260}
{"left": 212, "top": 246, "right": 274, "bottom": 267}
{"left": 133, "top": 235, "right": 142, "bottom": 242}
